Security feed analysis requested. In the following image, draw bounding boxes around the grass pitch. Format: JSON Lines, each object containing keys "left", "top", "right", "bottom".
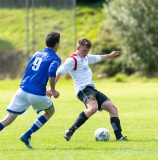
{"left": 0, "top": 79, "right": 158, "bottom": 160}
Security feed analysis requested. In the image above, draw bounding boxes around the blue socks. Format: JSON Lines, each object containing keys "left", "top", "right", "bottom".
{"left": 24, "top": 115, "right": 47, "bottom": 137}
{"left": 0, "top": 116, "right": 47, "bottom": 137}
{"left": 0, "top": 123, "right": 4, "bottom": 131}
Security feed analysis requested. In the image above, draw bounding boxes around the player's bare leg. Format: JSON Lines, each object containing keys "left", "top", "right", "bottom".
{"left": 0, "top": 113, "right": 18, "bottom": 130}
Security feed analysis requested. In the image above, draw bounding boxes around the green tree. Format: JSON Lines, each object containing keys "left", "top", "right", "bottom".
{"left": 103, "top": 0, "right": 158, "bottom": 76}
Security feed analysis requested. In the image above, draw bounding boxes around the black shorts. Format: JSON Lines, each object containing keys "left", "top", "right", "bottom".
{"left": 78, "top": 86, "right": 110, "bottom": 111}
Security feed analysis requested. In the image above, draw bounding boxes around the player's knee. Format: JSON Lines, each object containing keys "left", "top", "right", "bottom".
{"left": 109, "top": 106, "right": 118, "bottom": 116}
{"left": 111, "top": 104, "right": 117, "bottom": 110}
{"left": 45, "top": 108, "right": 55, "bottom": 118}
{"left": 49, "top": 109, "right": 55, "bottom": 117}
{"left": 89, "top": 107, "right": 98, "bottom": 114}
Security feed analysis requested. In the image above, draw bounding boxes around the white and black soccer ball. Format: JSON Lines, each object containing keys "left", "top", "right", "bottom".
{"left": 94, "top": 128, "right": 110, "bottom": 141}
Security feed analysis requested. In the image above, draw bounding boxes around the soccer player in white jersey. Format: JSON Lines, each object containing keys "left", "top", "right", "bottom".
{"left": 56, "top": 37, "right": 127, "bottom": 141}
{"left": 0, "top": 32, "right": 61, "bottom": 148}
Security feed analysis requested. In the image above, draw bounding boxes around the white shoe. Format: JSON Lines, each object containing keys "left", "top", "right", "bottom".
{"left": 118, "top": 136, "right": 128, "bottom": 141}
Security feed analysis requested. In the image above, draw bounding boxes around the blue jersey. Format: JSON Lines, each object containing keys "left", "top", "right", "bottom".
{"left": 20, "top": 48, "right": 61, "bottom": 96}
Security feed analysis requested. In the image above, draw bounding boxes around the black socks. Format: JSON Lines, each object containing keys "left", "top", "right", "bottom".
{"left": 110, "top": 117, "right": 123, "bottom": 140}
{"left": 69, "top": 111, "right": 88, "bottom": 132}
{"left": 68, "top": 113, "right": 123, "bottom": 140}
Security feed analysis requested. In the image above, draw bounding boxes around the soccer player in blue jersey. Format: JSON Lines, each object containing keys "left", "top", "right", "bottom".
{"left": 0, "top": 32, "right": 61, "bottom": 148}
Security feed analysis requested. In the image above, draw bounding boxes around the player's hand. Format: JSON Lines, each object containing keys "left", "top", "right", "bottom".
{"left": 51, "top": 90, "right": 60, "bottom": 99}
{"left": 46, "top": 89, "right": 53, "bottom": 98}
{"left": 110, "top": 51, "right": 120, "bottom": 57}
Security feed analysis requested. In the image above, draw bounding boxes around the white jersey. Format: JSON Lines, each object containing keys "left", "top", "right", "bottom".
{"left": 57, "top": 53, "right": 101, "bottom": 97}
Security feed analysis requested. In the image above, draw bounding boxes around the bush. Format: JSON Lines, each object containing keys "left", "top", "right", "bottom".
{"left": 104, "top": 0, "right": 158, "bottom": 76}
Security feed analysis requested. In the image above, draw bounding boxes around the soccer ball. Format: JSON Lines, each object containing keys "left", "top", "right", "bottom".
{"left": 94, "top": 128, "right": 110, "bottom": 141}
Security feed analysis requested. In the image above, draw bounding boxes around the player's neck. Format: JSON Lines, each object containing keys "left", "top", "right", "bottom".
{"left": 76, "top": 52, "right": 86, "bottom": 58}
{"left": 47, "top": 47, "right": 56, "bottom": 52}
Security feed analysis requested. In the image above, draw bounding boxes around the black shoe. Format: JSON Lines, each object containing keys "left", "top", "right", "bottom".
{"left": 117, "top": 136, "right": 128, "bottom": 141}
{"left": 20, "top": 134, "right": 32, "bottom": 148}
{"left": 64, "top": 130, "right": 74, "bottom": 141}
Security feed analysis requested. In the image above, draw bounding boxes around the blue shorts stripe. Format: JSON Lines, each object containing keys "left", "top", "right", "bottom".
{"left": 7, "top": 109, "right": 25, "bottom": 114}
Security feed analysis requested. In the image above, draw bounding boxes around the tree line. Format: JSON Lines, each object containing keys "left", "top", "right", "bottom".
{"left": 93, "top": 0, "right": 158, "bottom": 77}
{"left": 0, "top": 0, "right": 157, "bottom": 78}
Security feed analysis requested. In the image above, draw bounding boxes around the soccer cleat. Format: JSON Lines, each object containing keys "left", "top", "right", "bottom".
{"left": 64, "top": 130, "right": 74, "bottom": 141}
{"left": 20, "top": 134, "right": 32, "bottom": 148}
{"left": 118, "top": 136, "right": 128, "bottom": 141}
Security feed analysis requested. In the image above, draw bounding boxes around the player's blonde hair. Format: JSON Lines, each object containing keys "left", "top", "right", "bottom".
{"left": 77, "top": 37, "right": 92, "bottom": 49}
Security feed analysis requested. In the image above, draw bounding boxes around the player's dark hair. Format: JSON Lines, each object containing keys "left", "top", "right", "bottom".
{"left": 45, "top": 32, "right": 60, "bottom": 48}
{"left": 78, "top": 37, "right": 92, "bottom": 49}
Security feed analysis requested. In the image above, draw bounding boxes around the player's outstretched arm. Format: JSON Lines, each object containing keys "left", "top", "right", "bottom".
{"left": 100, "top": 51, "right": 120, "bottom": 61}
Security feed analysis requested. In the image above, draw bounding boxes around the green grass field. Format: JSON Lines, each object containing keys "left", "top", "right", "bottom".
{"left": 0, "top": 79, "right": 158, "bottom": 160}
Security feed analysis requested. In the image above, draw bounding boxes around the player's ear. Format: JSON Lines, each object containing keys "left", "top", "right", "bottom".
{"left": 55, "top": 42, "right": 59, "bottom": 47}
{"left": 54, "top": 42, "right": 59, "bottom": 51}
